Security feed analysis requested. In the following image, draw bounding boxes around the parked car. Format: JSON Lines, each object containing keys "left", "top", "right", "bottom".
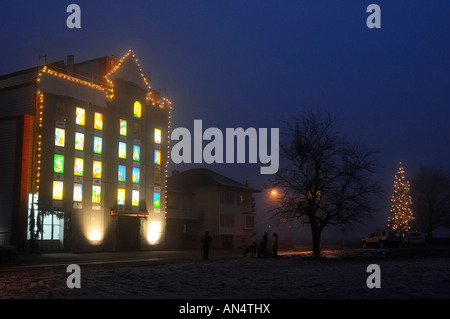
{"left": 404, "top": 231, "right": 426, "bottom": 246}
{"left": 361, "top": 230, "right": 400, "bottom": 248}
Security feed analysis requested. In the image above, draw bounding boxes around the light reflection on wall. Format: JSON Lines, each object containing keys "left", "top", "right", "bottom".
{"left": 88, "top": 228, "right": 103, "bottom": 242}
{"left": 147, "top": 220, "right": 162, "bottom": 244}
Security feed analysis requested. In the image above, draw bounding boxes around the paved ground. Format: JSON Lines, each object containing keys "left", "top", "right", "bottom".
{"left": 0, "top": 248, "right": 245, "bottom": 271}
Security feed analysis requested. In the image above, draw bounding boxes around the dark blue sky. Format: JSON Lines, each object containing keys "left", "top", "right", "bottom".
{"left": 2, "top": 1, "right": 450, "bottom": 236}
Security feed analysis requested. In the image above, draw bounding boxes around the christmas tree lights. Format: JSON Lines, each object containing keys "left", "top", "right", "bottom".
{"left": 386, "top": 162, "right": 415, "bottom": 237}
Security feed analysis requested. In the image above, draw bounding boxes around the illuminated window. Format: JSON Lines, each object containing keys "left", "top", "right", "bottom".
{"left": 132, "top": 167, "right": 140, "bottom": 183}
{"left": 154, "top": 192, "right": 161, "bottom": 208}
{"left": 154, "top": 150, "right": 161, "bottom": 165}
{"left": 92, "top": 185, "right": 101, "bottom": 204}
{"left": 93, "top": 136, "right": 102, "bottom": 154}
{"left": 75, "top": 132, "right": 84, "bottom": 151}
{"left": 55, "top": 128, "right": 65, "bottom": 147}
{"left": 155, "top": 129, "right": 161, "bottom": 144}
{"left": 42, "top": 213, "right": 61, "bottom": 240}
{"left": 134, "top": 101, "right": 142, "bottom": 118}
{"left": 92, "top": 185, "right": 102, "bottom": 204}
{"left": 94, "top": 112, "right": 103, "bottom": 130}
{"left": 132, "top": 190, "right": 139, "bottom": 207}
{"left": 73, "top": 183, "right": 83, "bottom": 202}
{"left": 52, "top": 181, "right": 63, "bottom": 200}
{"left": 118, "top": 142, "right": 126, "bottom": 159}
{"left": 76, "top": 107, "right": 85, "bottom": 126}
{"left": 117, "top": 188, "right": 125, "bottom": 205}
{"left": 93, "top": 161, "right": 102, "bottom": 179}
{"left": 133, "top": 145, "right": 140, "bottom": 161}
{"left": 74, "top": 158, "right": 84, "bottom": 176}
{"left": 54, "top": 154, "right": 64, "bottom": 173}
{"left": 118, "top": 165, "right": 126, "bottom": 182}
{"left": 120, "top": 119, "right": 127, "bottom": 136}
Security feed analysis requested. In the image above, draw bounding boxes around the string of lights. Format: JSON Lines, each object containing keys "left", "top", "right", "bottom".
{"left": 34, "top": 49, "right": 173, "bottom": 223}
{"left": 386, "top": 162, "right": 415, "bottom": 237}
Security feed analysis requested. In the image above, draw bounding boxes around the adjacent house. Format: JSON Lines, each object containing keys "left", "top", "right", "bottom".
{"left": 166, "top": 168, "right": 259, "bottom": 249}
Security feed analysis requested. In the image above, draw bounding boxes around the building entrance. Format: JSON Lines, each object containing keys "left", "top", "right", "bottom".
{"left": 115, "top": 216, "right": 140, "bottom": 251}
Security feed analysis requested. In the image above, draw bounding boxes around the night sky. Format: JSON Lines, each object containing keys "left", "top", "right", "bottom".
{"left": 1, "top": 1, "right": 450, "bottom": 239}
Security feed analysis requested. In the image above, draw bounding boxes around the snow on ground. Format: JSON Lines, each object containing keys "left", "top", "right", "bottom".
{"left": 1, "top": 249, "right": 449, "bottom": 299}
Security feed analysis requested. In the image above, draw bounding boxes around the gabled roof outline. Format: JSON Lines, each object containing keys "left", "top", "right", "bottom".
{"left": 104, "top": 49, "right": 152, "bottom": 99}
{"left": 35, "top": 49, "right": 169, "bottom": 108}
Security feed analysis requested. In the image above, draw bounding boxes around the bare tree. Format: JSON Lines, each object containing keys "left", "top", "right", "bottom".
{"left": 269, "top": 111, "right": 381, "bottom": 255}
{"left": 411, "top": 166, "right": 450, "bottom": 240}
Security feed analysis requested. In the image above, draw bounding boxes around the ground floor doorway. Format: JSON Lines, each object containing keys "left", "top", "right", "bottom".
{"left": 115, "top": 216, "right": 141, "bottom": 251}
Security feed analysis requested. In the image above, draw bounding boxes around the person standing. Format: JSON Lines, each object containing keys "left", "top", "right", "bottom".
{"left": 201, "top": 231, "right": 212, "bottom": 260}
{"left": 272, "top": 232, "right": 279, "bottom": 258}
{"left": 262, "top": 232, "right": 268, "bottom": 253}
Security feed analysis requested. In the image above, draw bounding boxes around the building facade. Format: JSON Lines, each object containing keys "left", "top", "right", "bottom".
{"left": 0, "top": 50, "right": 170, "bottom": 253}
{"left": 166, "top": 168, "right": 258, "bottom": 249}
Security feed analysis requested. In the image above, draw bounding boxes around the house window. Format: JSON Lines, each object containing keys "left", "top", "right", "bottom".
{"left": 220, "top": 214, "right": 234, "bottom": 227}
{"left": 154, "top": 128, "right": 162, "bottom": 144}
{"left": 238, "top": 193, "right": 249, "bottom": 205}
{"left": 154, "top": 170, "right": 161, "bottom": 185}
{"left": 73, "top": 183, "right": 83, "bottom": 202}
{"left": 244, "top": 215, "right": 255, "bottom": 229}
{"left": 220, "top": 191, "right": 234, "bottom": 205}
{"left": 117, "top": 188, "right": 126, "bottom": 205}
{"left": 55, "top": 128, "right": 65, "bottom": 147}
{"left": 132, "top": 190, "right": 140, "bottom": 207}
{"left": 93, "top": 136, "right": 102, "bottom": 154}
{"left": 118, "top": 142, "right": 126, "bottom": 159}
{"left": 54, "top": 154, "right": 64, "bottom": 173}
{"left": 52, "top": 181, "right": 63, "bottom": 200}
{"left": 133, "top": 145, "right": 140, "bottom": 161}
{"left": 134, "top": 101, "right": 142, "bottom": 118}
{"left": 94, "top": 112, "right": 103, "bottom": 130}
{"left": 93, "top": 161, "right": 102, "bottom": 179}
{"left": 76, "top": 107, "right": 85, "bottom": 126}
{"left": 92, "top": 186, "right": 101, "bottom": 203}
{"left": 154, "top": 150, "right": 161, "bottom": 165}
{"left": 74, "top": 158, "right": 84, "bottom": 176}
{"left": 75, "top": 132, "right": 84, "bottom": 151}
{"left": 154, "top": 193, "right": 161, "bottom": 208}
{"left": 56, "top": 103, "right": 65, "bottom": 120}
{"left": 118, "top": 165, "right": 126, "bottom": 182}
{"left": 134, "top": 123, "right": 141, "bottom": 138}
{"left": 132, "top": 167, "right": 140, "bottom": 183}
{"left": 42, "top": 213, "right": 62, "bottom": 240}
{"left": 120, "top": 119, "right": 127, "bottom": 136}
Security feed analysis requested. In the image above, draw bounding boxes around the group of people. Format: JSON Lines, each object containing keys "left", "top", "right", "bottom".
{"left": 200, "top": 230, "right": 279, "bottom": 260}
{"left": 243, "top": 231, "right": 279, "bottom": 258}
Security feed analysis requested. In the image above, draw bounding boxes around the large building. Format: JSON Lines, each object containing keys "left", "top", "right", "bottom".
{"left": 166, "top": 168, "right": 259, "bottom": 249}
{"left": 0, "top": 50, "right": 171, "bottom": 253}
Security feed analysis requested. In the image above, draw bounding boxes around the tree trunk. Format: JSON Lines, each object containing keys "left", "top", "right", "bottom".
{"left": 311, "top": 228, "right": 321, "bottom": 255}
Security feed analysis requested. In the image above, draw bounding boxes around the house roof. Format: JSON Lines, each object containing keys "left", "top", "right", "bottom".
{"left": 168, "top": 168, "right": 260, "bottom": 193}
{"left": 0, "top": 50, "right": 167, "bottom": 106}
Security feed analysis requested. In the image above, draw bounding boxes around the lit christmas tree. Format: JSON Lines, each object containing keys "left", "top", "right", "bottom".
{"left": 387, "top": 162, "right": 415, "bottom": 237}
